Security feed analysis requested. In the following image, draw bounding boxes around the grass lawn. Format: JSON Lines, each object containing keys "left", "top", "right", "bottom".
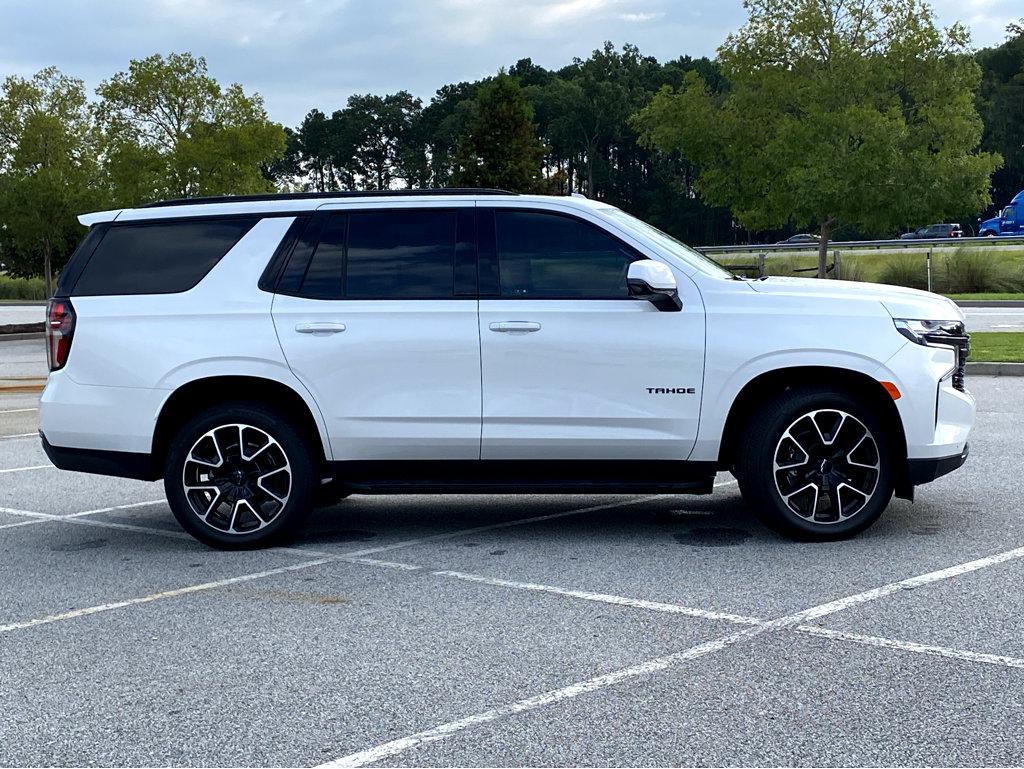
{"left": 945, "top": 293, "right": 1024, "bottom": 301}
{"left": 969, "top": 332, "right": 1024, "bottom": 363}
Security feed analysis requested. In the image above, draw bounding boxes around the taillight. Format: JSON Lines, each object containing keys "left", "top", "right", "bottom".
{"left": 46, "top": 298, "right": 75, "bottom": 372}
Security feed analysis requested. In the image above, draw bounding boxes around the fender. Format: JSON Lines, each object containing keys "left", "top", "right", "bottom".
{"left": 689, "top": 348, "right": 898, "bottom": 462}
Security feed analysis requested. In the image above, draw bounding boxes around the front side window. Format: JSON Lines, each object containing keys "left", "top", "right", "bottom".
{"left": 299, "top": 209, "right": 456, "bottom": 299}
{"left": 494, "top": 210, "right": 638, "bottom": 299}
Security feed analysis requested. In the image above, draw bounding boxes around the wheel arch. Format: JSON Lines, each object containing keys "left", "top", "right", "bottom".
{"left": 152, "top": 375, "right": 330, "bottom": 475}
{"left": 718, "top": 366, "right": 910, "bottom": 496}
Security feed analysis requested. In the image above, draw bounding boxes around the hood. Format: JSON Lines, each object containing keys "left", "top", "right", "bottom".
{"left": 747, "top": 276, "right": 963, "bottom": 322}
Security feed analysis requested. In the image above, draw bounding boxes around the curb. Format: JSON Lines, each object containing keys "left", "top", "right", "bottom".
{"left": 954, "top": 300, "right": 1024, "bottom": 307}
{"left": 966, "top": 362, "right": 1024, "bottom": 376}
{"left": 0, "top": 323, "right": 44, "bottom": 335}
{"left": 0, "top": 332, "right": 44, "bottom": 342}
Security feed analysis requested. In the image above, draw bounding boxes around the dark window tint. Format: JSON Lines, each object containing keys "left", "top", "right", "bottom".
{"left": 299, "top": 215, "right": 346, "bottom": 298}
{"left": 495, "top": 211, "right": 638, "bottom": 298}
{"left": 345, "top": 210, "right": 455, "bottom": 298}
{"left": 72, "top": 218, "right": 256, "bottom": 296}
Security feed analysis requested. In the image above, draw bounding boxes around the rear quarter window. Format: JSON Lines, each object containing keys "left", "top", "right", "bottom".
{"left": 71, "top": 218, "right": 257, "bottom": 296}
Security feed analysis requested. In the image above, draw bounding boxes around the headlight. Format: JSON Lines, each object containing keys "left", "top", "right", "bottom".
{"left": 894, "top": 318, "right": 970, "bottom": 392}
{"left": 893, "top": 318, "right": 966, "bottom": 347}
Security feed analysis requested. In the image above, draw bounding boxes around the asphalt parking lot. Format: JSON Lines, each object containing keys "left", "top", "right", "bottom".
{"left": 1, "top": 364, "right": 1023, "bottom": 766}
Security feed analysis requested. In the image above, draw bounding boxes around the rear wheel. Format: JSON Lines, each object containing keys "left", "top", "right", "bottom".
{"left": 735, "top": 388, "right": 894, "bottom": 540}
{"left": 164, "top": 403, "right": 316, "bottom": 549}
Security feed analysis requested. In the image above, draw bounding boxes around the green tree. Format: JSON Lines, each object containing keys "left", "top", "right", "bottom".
{"left": 636, "top": 0, "right": 1001, "bottom": 276}
{"left": 976, "top": 22, "right": 1024, "bottom": 211}
{"left": 95, "top": 52, "right": 286, "bottom": 203}
{"left": 454, "top": 72, "right": 546, "bottom": 192}
{"left": 345, "top": 91, "right": 424, "bottom": 189}
{"left": 0, "top": 67, "right": 103, "bottom": 294}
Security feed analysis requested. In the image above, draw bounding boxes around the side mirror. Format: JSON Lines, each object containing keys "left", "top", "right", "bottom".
{"left": 627, "top": 260, "right": 682, "bottom": 312}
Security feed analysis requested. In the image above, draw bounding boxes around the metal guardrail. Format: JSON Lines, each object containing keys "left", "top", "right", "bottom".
{"left": 696, "top": 234, "right": 1024, "bottom": 255}
{"left": 695, "top": 235, "right": 1024, "bottom": 290}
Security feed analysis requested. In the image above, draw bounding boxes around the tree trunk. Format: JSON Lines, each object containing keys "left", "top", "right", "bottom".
{"left": 43, "top": 242, "right": 53, "bottom": 299}
{"left": 817, "top": 217, "right": 835, "bottom": 279}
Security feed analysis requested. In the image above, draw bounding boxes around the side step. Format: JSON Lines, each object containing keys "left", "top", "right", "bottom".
{"left": 326, "top": 459, "right": 717, "bottom": 496}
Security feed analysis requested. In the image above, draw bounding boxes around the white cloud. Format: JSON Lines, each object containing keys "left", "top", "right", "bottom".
{"left": 0, "top": 0, "right": 1017, "bottom": 127}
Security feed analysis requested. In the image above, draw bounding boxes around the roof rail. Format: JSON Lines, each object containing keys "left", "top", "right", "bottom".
{"left": 140, "top": 188, "right": 518, "bottom": 208}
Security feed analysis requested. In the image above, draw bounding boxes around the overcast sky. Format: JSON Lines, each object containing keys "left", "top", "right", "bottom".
{"left": 2, "top": 0, "right": 1019, "bottom": 126}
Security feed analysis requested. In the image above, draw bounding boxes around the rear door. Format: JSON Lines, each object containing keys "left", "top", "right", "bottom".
{"left": 477, "top": 206, "right": 705, "bottom": 460}
{"left": 272, "top": 204, "right": 481, "bottom": 460}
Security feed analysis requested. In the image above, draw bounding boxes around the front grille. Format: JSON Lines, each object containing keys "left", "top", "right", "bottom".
{"left": 923, "top": 321, "right": 969, "bottom": 392}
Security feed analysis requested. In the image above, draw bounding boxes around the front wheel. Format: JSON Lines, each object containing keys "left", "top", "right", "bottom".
{"left": 735, "top": 388, "right": 894, "bottom": 540}
{"left": 164, "top": 403, "right": 316, "bottom": 549}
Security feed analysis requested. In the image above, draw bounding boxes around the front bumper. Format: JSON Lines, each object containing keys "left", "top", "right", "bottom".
{"left": 907, "top": 443, "right": 969, "bottom": 486}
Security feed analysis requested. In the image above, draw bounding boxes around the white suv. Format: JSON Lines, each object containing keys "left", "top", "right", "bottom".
{"left": 40, "top": 190, "right": 974, "bottom": 548}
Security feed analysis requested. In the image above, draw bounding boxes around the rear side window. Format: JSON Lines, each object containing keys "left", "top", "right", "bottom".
{"left": 494, "top": 211, "right": 639, "bottom": 299}
{"left": 298, "top": 209, "right": 457, "bottom": 299}
{"left": 72, "top": 218, "right": 256, "bottom": 296}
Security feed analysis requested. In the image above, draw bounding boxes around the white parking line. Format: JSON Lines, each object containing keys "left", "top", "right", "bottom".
{"left": 0, "top": 505, "right": 54, "bottom": 519}
{"left": 0, "top": 433, "right": 37, "bottom": 440}
{"left": 0, "top": 492, "right": 701, "bottom": 633}
{"left": 0, "top": 557, "right": 336, "bottom": 634}
{"left": 320, "top": 541, "right": 1024, "bottom": 767}
{"left": 796, "top": 625, "right": 1024, "bottom": 669}
{"left": 0, "top": 407, "right": 38, "bottom": 414}
{"left": 434, "top": 570, "right": 763, "bottom": 625}
{"left": 428, "top": 566, "right": 1024, "bottom": 671}
{"left": 0, "top": 464, "right": 53, "bottom": 474}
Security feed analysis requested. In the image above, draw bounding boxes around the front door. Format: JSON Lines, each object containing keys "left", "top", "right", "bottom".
{"left": 273, "top": 206, "right": 481, "bottom": 460}
{"left": 1002, "top": 205, "right": 1019, "bottom": 235}
{"left": 477, "top": 207, "right": 705, "bottom": 460}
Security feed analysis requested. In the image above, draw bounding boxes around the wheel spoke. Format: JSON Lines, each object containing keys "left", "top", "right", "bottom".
{"left": 203, "top": 489, "right": 223, "bottom": 518}
{"left": 774, "top": 429, "right": 811, "bottom": 470}
{"left": 781, "top": 481, "right": 819, "bottom": 518}
{"left": 810, "top": 410, "right": 846, "bottom": 446}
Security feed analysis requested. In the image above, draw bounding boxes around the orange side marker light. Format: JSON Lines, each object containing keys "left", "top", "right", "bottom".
{"left": 880, "top": 381, "right": 901, "bottom": 400}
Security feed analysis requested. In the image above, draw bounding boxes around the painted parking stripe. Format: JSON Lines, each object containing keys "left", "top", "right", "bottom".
{"left": 434, "top": 570, "right": 762, "bottom": 625}
{"left": 320, "top": 540, "right": 1024, "bottom": 767}
{"left": 0, "top": 493, "right": 700, "bottom": 632}
{"left": 796, "top": 625, "right": 1024, "bottom": 669}
{"left": 0, "top": 464, "right": 53, "bottom": 474}
{"left": 0, "top": 558, "right": 336, "bottom": 635}
{"left": 0, "top": 407, "right": 38, "bottom": 414}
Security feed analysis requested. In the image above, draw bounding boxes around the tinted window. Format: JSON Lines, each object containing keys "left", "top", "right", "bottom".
{"left": 73, "top": 218, "right": 255, "bottom": 296}
{"left": 299, "top": 215, "right": 346, "bottom": 298}
{"left": 495, "top": 211, "right": 638, "bottom": 298}
{"left": 346, "top": 210, "right": 455, "bottom": 298}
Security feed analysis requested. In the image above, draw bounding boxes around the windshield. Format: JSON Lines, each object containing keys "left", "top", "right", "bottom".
{"left": 601, "top": 208, "right": 736, "bottom": 279}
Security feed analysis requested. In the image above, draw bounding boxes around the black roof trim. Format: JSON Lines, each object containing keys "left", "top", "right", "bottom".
{"left": 141, "top": 188, "right": 518, "bottom": 209}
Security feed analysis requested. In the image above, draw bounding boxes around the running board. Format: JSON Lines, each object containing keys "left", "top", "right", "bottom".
{"left": 326, "top": 459, "right": 717, "bottom": 496}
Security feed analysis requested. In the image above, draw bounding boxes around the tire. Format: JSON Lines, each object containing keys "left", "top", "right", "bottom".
{"left": 735, "top": 387, "right": 894, "bottom": 541}
{"left": 164, "top": 402, "right": 317, "bottom": 549}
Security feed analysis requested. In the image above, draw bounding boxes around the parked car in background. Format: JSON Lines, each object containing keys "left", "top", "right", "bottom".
{"left": 979, "top": 190, "right": 1023, "bottom": 237}
{"left": 777, "top": 234, "right": 820, "bottom": 245}
{"left": 900, "top": 223, "right": 963, "bottom": 240}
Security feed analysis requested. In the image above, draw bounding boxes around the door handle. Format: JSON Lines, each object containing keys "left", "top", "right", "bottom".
{"left": 489, "top": 321, "right": 541, "bottom": 334}
{"left": 295, "top": 322, "right": 346, "bottom": 335}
